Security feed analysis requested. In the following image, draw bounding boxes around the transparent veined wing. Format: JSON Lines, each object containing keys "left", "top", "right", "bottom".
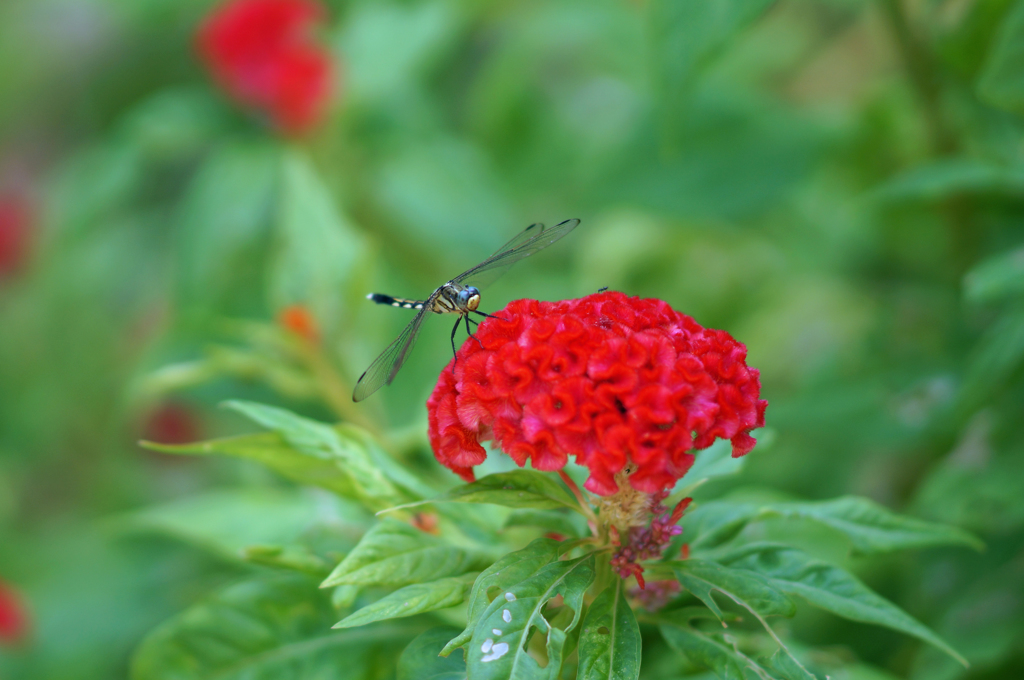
{"left": 352, "top": 307, "right": 431, "bottom": 402}
{"left": 455, "top": 218, "right": 580, "bottom": 289}
{"left": 486, "top": 222, "right": 546, "bottom": 258}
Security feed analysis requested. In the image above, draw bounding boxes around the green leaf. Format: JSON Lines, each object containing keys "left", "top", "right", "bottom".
{"left": 438, "top": 470, "right": 581, "bottom": 512}
{"left": 397, "top": 627, "right": 468, "bottom": 680}
{"left": 685, "top": 497, "right": 983, "bottom": 555}
{"left": 174, "top": 141, "right": 279, "bottom": 321}
{"left": 503, "top": 509, "right": 584, "bottom": 538}
{"left": 599, "top": 96, "right": 817, "bottom": 222}
{"left": 225, "top": 400, "right": 402, "bottom": 509}
{"left": 684, "top": 502, "right": 763, "bottom": 550}
{"left": 649, "top": 0, "right": 777, "bottom": 97}
{"left": 722, "top": 545, "right": 968, "bottom": 666}
{"left": 432, "top": 502, "right": 509, "bottom": 547}
{"left": 578, "top": 581, "right": 641, "bottom": 680}
{"left": 271, "top": 149, "right": 368, "bottom": 331}
{"left": 442, "top": 538, "right": 565, "bottom": 656}
{"left": 658, "top": 624, "right": 746, "bottom": 680}
{"left": 322, "top": 519, "right": 489, "bottom": 587}
{"left": 462, "top": 552, "right": 596, "bottom": 680}
{"left": 121, "top": 87, "right": 226, "bottom": 161}
{"left": 334, "top": 577, "right": 470, "bottom": 629}
{"left": 660, "top": 615, "right": 817, "bottom": 680}
{"left": 242, "top": 544, "right": 331, "bottom": 577}
{"left": 142, "top": 432, "right": 370, "bottom": 504}
{"left": 961, "top": 307, "right": 1024, "bottom": 407}
{"left": 374, "top": 135, "right": 517, "bottom": 261}
{"left": 964, "top": 247, "right": 1024, "bottom": 304}
{"left": 763, "top": 497, "right": 984, "bottom": 554}
{"left": 871, "top": 159, "right": 1024, "bottom": 203}
{"left": 332, "top": 585, "right": 361, "bottom": 610}
{"left": 139, "top": 408, "right": 407, "bottom": 512}
{"left": 979, "top": 0, "right": 1024, "bottom": 112}
{"left": 763, "top": 647, "right": 819, "bottom": 680}
{"left": 677, "top": 439, "right": 748, "bottom": 491}
{"left": 118, "top": 487, "right": 332, "bottom": 560}
{"left": 912, "top": 440, "right": 1024, "bottom": 535}
{"left": 343, "top": 2, "right": 460, "bottom": 105}
{"left": 908, "top": 551, "right": 1024, "bottom": 680}
{"left": 671, "top": 559, "right": 796, "bottom": 620}
{"left": 131, "top": 575, "right": 412, "bottom": 680}
{"left": 139, "top": 343, "right": 319, "bottom": 401}
{"left": 647, "top": 0, "right": 779, "bottom": 165}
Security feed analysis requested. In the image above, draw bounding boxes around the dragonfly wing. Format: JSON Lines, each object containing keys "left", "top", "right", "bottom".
{"left": 352, "top": 308, "right": 430, "bottom": 402}
{"left": 487, "top": 222, "right": 545, "bottom": 258}
{"left": 353, "top": 218, "right": 579, "bottom": 400}
{"left": 456, "top": 257, "right": 519, "bottom": 291}
{"left": 456, "top": 218, "right": 580, "bottom": 289}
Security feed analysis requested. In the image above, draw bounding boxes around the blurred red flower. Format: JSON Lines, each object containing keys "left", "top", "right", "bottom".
{"left": 196, "top": 0, "right": 334, "bottom": 135}
{"left": 278, "top": 304, "right": 319, "bottom": 342}
{"left": 143, "top": 402, "right": 202, "bottom": 445}
{"left": 427, "top": 292, "right": 766, "bottom": 496}
{"left": 0, "top": 580, "right": 29, "bottom": 646}
{"left": 411, "top": 512, "right": 440, "bottom": 535}
{"left": 0, "top": 191, "right": 32, "bottom": 277}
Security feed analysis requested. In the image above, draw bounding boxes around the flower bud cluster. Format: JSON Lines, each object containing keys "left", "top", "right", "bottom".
{"left": 630, "top": 580, "right": 681, "bottom": 611}
{"left": 609, "top": 491, "right": 691, "bottom": 589}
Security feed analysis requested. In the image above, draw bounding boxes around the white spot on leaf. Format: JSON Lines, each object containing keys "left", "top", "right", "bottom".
{"left": 492, "top": 628, "right": 502, "bottom": 636}
{"left": 504, "top": 592, "right": 516, "bottom": 602}
{"left": 481, "top": 639, "right": 493, "bottom": 653}
{"left": 502, "top": 609, "right": 512, "bottom": 623}
{"left": 481, "top": 642, "right": 510, "bottom": 663}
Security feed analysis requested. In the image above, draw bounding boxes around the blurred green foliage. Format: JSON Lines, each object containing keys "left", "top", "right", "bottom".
{"left": 2, "top": 0, "right": 1024, "bottom": 678}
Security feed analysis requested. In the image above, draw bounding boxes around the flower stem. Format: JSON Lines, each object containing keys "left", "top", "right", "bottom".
{"left": 294, "top": 338, "right": 379, "bottom": 434}
{"left": 558, "top": 470, "right": 600, "bottom": 530}
{"left": 590, "top": 549, "right": 612, "bottom": 600}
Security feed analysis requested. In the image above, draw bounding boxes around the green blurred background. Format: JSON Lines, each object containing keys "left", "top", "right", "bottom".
{"left": 2, "top": 0, "right": 1023, "bottom": 678}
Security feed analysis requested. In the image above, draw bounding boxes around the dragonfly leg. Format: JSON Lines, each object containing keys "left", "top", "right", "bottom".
{"left": 449, "top": 318, "right": 461, "bottom": 373}
{"left": 472, "top": 310, "right": 508, "bottom": 322}
{"left": 465, "top": 314, "right": 484, "bottom": 348}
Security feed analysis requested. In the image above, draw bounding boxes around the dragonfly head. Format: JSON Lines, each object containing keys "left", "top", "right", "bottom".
{"left": 459, "top": 286, "right": 481, "bottom": 311}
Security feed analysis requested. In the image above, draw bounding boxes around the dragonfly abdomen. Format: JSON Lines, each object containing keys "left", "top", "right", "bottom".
{"left": 367, "top": 293, "right": 425, "bottom": 310}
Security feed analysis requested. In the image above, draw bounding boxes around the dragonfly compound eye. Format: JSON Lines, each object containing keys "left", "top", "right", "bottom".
{"left": 464, "top": 287, "right": 481, "bottom": 311}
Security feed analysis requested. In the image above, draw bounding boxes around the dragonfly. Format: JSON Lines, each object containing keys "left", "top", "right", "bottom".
{"left": 352, "top": 218, "right": 581, "bottom": 402}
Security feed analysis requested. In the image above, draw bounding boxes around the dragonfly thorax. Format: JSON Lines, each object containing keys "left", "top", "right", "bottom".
{"left": 432, "top": 283, "right": 481, "bottom": 315}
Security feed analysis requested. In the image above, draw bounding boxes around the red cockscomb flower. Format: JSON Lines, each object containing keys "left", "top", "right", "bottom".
{"left": 196, "top": 0, "right": 333, "bottom": 135}
{"left": 427, "top": 292, "right": 766, "bottom": 496}
{"left": 0, "top": 579, "right": 29, "bottom": 645}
